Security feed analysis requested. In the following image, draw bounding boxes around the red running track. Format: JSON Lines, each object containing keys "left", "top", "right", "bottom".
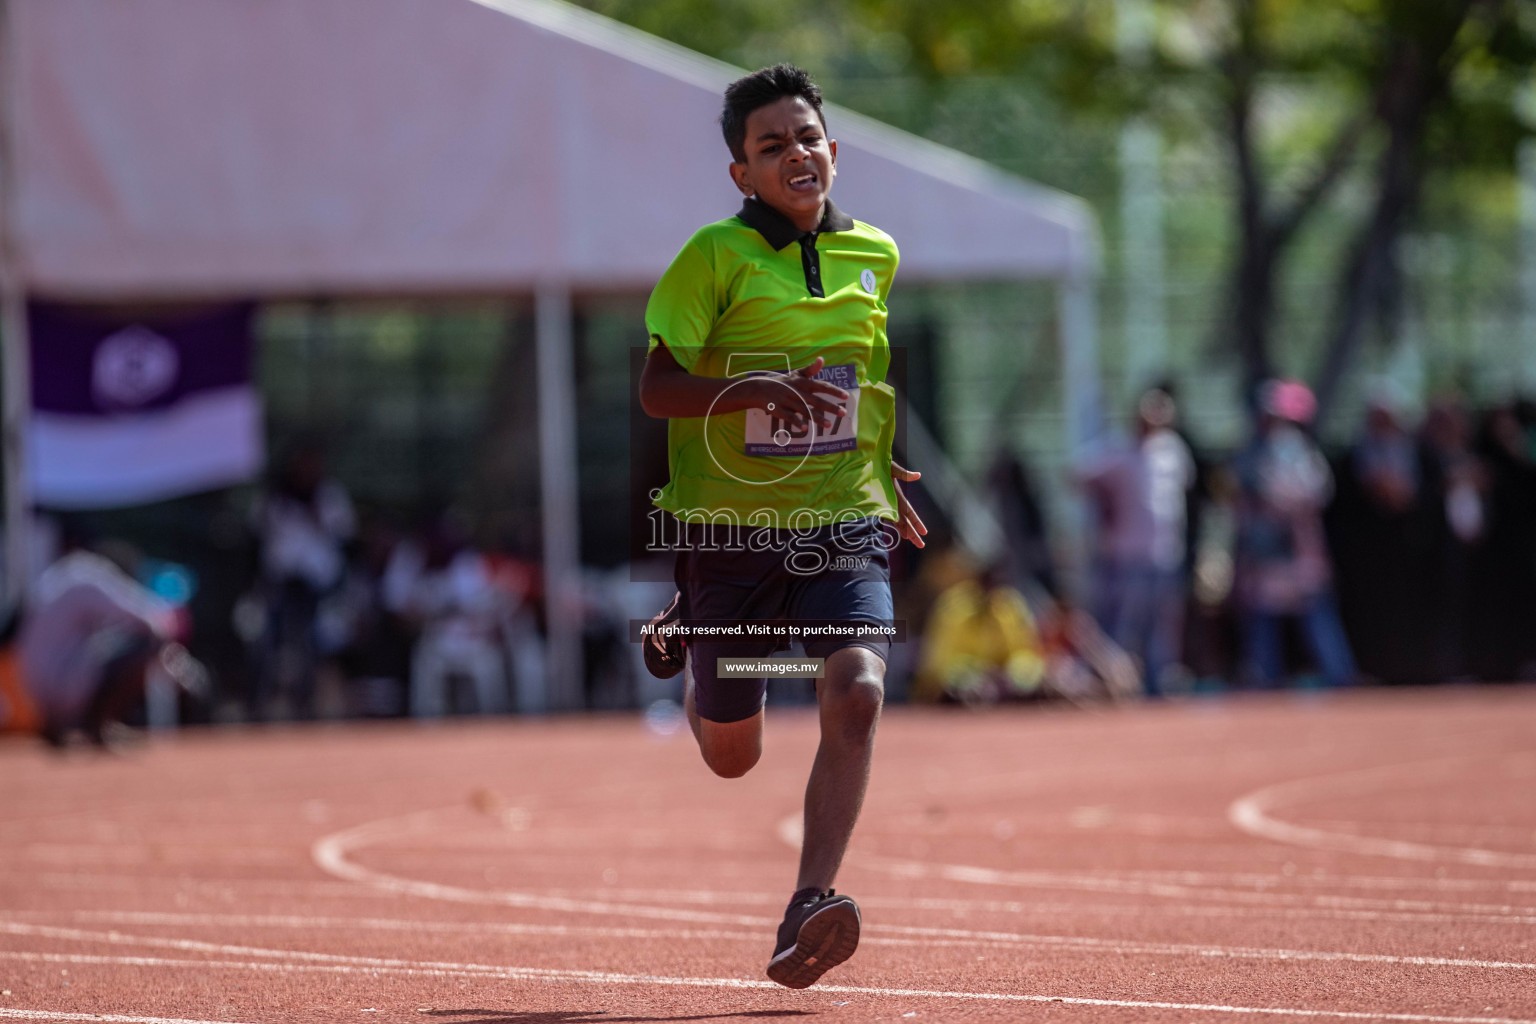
{"left": 2, "top": 687, "right": 1536, "bottom": 1023}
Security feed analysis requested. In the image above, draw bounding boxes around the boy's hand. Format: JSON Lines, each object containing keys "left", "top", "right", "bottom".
{"left": 892, "top": 460, "right": 927, "bottom": 548}
{"left": 754, "top": 356, "right": 848, "bottom": 430}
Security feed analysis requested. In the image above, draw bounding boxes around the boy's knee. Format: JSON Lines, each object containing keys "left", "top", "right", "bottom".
{"left": 698, "top": 714, "right": 763, "bottom": 779}
{"left": 703, "top": 745, "right": 761, "bottom": 779}
{"left": 836, "top": 678, "right": 884, "bottom": 724}
{"left": 820, "top": 655, "right": 885, "bottom": 741}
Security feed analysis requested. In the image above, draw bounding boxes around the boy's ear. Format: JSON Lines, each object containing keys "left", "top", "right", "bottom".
{"left": 728, "top": 159, "right": 753, "bottom": 197}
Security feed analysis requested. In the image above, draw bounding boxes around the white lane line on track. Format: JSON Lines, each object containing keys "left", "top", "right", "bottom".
{"left": 20, "top": 910, "right": 1536, "bottom": 972}
{"left": 319, "top": 808, "right": 1536, "bottom": 926}
{"left": 596, "top": 868, "right": 1536, "bottom": 897}
{"left": 313, "top": 808, "right": 1536, "bottom": 936}
{"left": 1, "top": 948, "right": 1532, "bottom": 1024}
{"left": 24, "top": 877, "right": 1536, "bottom": 928}
{"left": 20, "top": 873, "right": 399, "bottom": 900}
{"left": 0, "top": 1011, "right": 254, "bottom": 1024}
{"left": 1229, "top": 757, "right": 1536, "bottom": 869}
{"left": 312, "top": 811, "right": 778, "bottom": 927}
{"left": 587, "top": 870, "right": 1536, "bottom": 896}
{"left": 854, "top": 852, "right": 1536, "bottom": 915}
{"left": 28, "top": 860, "right": 1536, "bottom": 899}
{"left": 780, "top": 814, "right": 1536, "bottom": 919}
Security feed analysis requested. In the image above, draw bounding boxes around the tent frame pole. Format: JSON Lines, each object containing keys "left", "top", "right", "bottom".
{"left": 0, "top": 0, "right": 31, "bottom": 615}
{"left": 1058, "top": 270, "right": 1102, "bottom": 599}
{"left": 536, "top": 284, "right": 583, "bottom": 711}
{"left": 0, "top": 271, "right": 25, "bottom": 615}
{"left": 1059, "top": 271, "right": 1102, "bottom": 459}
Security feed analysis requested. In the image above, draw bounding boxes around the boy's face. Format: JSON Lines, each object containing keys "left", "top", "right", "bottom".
{"left": 729, "top": 96, "right": 836, "bottom": 233}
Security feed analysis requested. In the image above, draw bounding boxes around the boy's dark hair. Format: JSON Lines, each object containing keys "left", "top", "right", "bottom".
{"left": 721, "top": 64, "right": 826, "bottom": 163}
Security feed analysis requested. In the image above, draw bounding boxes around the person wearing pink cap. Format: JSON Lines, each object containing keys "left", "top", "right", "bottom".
{"left": 1230, "top": 379, "right": 1358, "bottom": 688}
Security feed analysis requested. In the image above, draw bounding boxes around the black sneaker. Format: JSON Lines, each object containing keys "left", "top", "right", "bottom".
{"left": 643, "top": 591, "right": 686, "bottom": 679}
{"left": 766, "top": 887, "right": 861, "bottom": 989}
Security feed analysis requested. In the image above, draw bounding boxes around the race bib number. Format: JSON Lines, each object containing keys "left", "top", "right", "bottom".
{"left": 744, "top": 362, "right": 859, "bottom": 457}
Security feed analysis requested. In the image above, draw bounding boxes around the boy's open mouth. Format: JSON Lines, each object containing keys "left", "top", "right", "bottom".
{"left": 787, "top": 173, "right": 819, "bottom": 192}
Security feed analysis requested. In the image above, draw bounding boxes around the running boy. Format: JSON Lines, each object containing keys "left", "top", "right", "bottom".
{"left": 638, "top": 64, "right": 925, "bottom": 989}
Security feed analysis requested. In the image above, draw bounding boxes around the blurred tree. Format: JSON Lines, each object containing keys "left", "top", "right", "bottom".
{"left": 574, "top": 0, "right": 1534, "bottom": 418}
{"left": 1213, "top": 0, "right": 1535, "bottom": 415}
{"left": 1306, "top": 0, "right": 1535, "bottom": 416}
{"left": 851, "top": 0, "right": 1534, "bottom": 411}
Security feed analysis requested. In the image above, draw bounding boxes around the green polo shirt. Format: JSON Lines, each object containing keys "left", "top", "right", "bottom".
{"left": 645, "top": 197, "right": 900, "bottom": 527}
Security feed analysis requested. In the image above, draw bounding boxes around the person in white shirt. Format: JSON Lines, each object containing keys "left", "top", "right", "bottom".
{"left": 251, "top": 445, "right": 356, "bottom": 719}
{"left": 1074, "top": 388, "right": 1196, "bottom": 695}
{"left": 383, "top": 518, "right": 509, "bottom": 718}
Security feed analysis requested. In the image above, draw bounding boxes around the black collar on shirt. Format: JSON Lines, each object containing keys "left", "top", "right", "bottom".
{"left": 735, "top": 196, "right": 855, "bottom": 251}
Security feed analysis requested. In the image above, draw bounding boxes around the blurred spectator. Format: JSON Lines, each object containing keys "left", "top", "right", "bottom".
{"left": 323, "top": 514, "right": 415, "bottom": 716}
{"left": 485, "top": 551, "right": 546, "bottom": 714}
{"left": 1073, "top": 387, "right": 1195, "bottom": 696}
{"left": 1424, "top": 401, "right": 1487, "bottom": 549}
{"left": 985, "top": 449, "right": 1058, "bottom": 596}
{"left": 583, "top": 565, "right": 647, "bottom": 710}
{"left": 16, "top": 547, "right": 205, "bottom": 747}
{"left": 0, "top": 612, "right": 38, "bottom": 736}
{"left": 1183, "top": 469, "right": 1241, "bottom": 688}
{"left": 1467, "top": 402, "right": 1536, "bottom": 679}
{"left": 1331, "top": 389, "right": 1440, "bottom": 684}
{"left": 383, "top": 514, "right": 508, "bottom": 717}
{"left": 1036, "top": 595, "right": 1141, "bottom": 704}
{"left": 913, "top": 561, "right": 1047, "bottom": 704}
{"left": 249, "top": 444, "right": 356, "bottom": 719}
{"left": 1421, "top": 398, "right": 1486, "bottom": 679}
{"left": 1354, "top": 391, "right": 1420, "bottom": 514}
{"left": 1232, "top": 379, "right": 1356, "bottom": 688}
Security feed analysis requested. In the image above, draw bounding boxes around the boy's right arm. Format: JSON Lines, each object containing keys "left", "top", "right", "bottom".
{"left": 639, "top": 343, "right": 848, "bottom": 431}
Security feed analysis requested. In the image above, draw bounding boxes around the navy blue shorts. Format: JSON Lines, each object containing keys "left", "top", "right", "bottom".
{"left": 674, "top": 515, "right": 895, "bottom": 724}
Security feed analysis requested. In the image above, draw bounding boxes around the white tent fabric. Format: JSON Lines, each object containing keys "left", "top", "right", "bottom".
{"left": 7, "top": 0, "right": 1097, "bottom": 295}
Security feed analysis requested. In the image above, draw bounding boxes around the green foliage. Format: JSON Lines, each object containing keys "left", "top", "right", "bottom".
{"left": 571, "top": 0, "right": 1531, "bottom": 226}
{"left": 568, "top": 0, "right": 1534, "bottom": 437}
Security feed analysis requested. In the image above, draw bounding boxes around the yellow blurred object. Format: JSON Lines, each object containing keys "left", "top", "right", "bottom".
{"left": 0, "top": 647, "right": 41, "bottom": 734}
{"left": 914, "top": 578, "right": 1047, "bottom": 702}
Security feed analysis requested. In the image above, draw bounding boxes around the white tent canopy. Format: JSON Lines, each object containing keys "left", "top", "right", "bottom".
{"left": 7, "top": 0, "right": 1097, "bottom": 293}
{"left": 1, "top": 0, "right": 1102, "bottom": 708}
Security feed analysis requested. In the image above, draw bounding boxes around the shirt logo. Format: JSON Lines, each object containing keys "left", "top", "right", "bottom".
{"left": 860, "top": 269, "right": 878, "bottom": 295}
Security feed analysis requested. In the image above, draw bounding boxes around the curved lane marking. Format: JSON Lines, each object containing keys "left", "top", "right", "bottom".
{"left": 777, "top": 815, "right": 1536, "bottom": 919}
{"left": 322, "top": 808, "right": 1536, "bottom": 942}
{"left": 4, "top": 934, "right": 1536, "bottom": 1024}
{"left": 311, "top": 809, "right": 774, "bottom": 927}
{"left": 303, "top": 811, "right": 1536, "bottom": 967}
{"left": 1229, "top": 758, "right": 1536, "bottom": 869}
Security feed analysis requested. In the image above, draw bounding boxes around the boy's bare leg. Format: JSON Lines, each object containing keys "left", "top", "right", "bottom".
{"left": 797, "top": 646, "right": 884, "bottom": 891}
{"left": 684, "top": 656, "right": 764, "bottom": 779}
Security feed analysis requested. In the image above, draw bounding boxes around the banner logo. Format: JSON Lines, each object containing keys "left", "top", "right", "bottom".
{"left": 92, "top": 325, "right": 180, "bottom": 410}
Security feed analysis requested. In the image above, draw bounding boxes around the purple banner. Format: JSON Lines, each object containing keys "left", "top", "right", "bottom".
{"left": 28, "top": 301, "right": 264, "bottom": 508}
{"left": 30, "top": 302, "right": 255, "bottom": 415}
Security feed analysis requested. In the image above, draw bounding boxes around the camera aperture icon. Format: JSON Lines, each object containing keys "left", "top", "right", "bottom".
{"left": 702, "top": 377, "right": 814, "bottom": 486}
